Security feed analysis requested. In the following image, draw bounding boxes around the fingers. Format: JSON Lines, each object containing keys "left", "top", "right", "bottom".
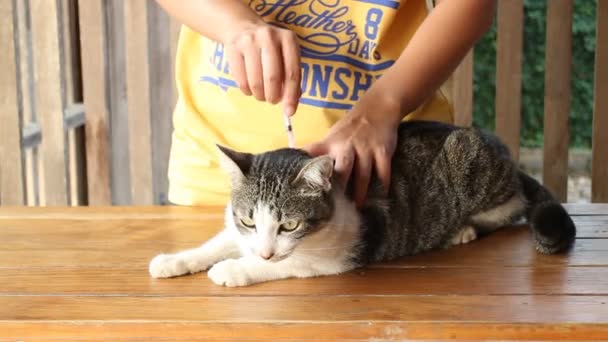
{"left": 374, "top": 148, "right": 392, "bottom": 196}
{"left": 334, "top": 148, "right": 355, "bottom": 189}
{"left": 244, "top": 44, "right": 265, "bottom": 101}
{"left": 261, "top": 35, "right": 283, "bottom": 104}
{"left": 353, "top": 152, "right": 372, "bottom": 208}
{"left": 226, "top": 25, "right": 301, "bottom": 109}
{"left": 306, "top": 141, "right": 392, "bottom": 208}
{"left": 280, "top": 31, "right": 301, "bottom": 116}
{"left": 227, "top": 48, "right": 251, "bottom": 96}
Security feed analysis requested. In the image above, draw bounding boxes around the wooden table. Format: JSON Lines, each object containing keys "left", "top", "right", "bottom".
{"left": 1, "top": 205, "right": 607, "bottom": 341}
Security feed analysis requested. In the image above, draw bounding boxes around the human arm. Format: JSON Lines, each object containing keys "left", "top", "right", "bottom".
{"left": 155, "top": 0, "right": 302, "bottom": 115}
{"left": 305, "top": 0, "right": 497, "bottom": 207}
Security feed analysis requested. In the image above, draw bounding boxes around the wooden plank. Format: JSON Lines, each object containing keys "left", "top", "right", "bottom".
{"left": 77, "top": 0, "right": 112, "bottom": 205}
{"left": 452, "top": 49, "right": 474, "bottom": 127}
{"left": 1, "top": 266, "right": 606, "bottom": 296}
{"left": 0, "top": 216, "right": 604, "bottom": 243}
{"left": 3, "top": 322, "right": 607, "bottom": 341}
{"left": 563, "top": 202, "right": 608, "bottom": 215}
{"left": 0, "top": 221, "right": 606, "bottom": 268}
{"left": 170, "top": 17, "right": 181, "bottom": 107}
{"left": 149, "top": 2, "right": 174, "bottom": 205}
{"left": 543, "top": 0, "right": 573, "bottom": 202}
{"left": 30, "top": 0, "right": 69, "bottom": 205}
{"left": 569, "top": 216, "right": 608, "bottom": 238}
{"left": 1, "top": 295, "right": 607, "bottom": 323}
{"left": 495, "top": 0, "right": 523, "bottom": 161}
{"left": 107, "top": 0, "right": 132, "bottom": 205}
{"left": 15, "top": 0, "right": 38, "bottom": 206}
{"left": 0, "top": 0, "right": 25, "bottom": 205}
{"left": 0, "top": 205, "right": 225, "bottom": 219}
{"left": 37, "top": 146, "right": 47, "bottom": 205}
{"left": 593, "top": 0, "right": 608, "bottom": 203}
{"left": 387, "top": 227, "right": 608, "bottom": 268}
{"left": 124, "top": 0, "right": 154, "bottom": 205}
{"left": 24, "top": 149, "right": 37, "bottom": 205}
{"left": 15, "top": 0, "right": 34, "bottom": 125}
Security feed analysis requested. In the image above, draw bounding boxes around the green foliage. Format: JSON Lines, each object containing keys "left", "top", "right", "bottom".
{"left": 472, "top": 0, "right": 596, "bottom": 148}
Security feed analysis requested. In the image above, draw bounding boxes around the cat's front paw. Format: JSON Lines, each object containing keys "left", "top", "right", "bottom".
{"left": 207, "top": 259, "right": 252, "bottom": 287}
{"left": 149, "top": 254, "right": 191, "bottom": 278}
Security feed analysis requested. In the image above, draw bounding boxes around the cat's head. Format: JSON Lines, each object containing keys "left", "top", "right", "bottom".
{"left": 218, "top": 145, "right": 336, "bottom": 262}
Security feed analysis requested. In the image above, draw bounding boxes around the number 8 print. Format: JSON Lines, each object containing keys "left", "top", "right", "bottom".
{"left": 364, "top": 8, "right": 383, "bottom": 40}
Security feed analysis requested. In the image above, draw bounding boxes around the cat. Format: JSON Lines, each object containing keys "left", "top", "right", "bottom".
{"left": 149, "top": 120, "right": 576, "bottom": 287}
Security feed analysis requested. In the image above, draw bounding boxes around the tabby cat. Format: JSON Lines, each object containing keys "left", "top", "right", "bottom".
{"left": 149, "top": 121, "right": 576, "bottom": 287}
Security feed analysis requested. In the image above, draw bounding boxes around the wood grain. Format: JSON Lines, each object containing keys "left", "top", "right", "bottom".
{"left": 106, "top": 0, "right": 131, "bottom": 205}
{"left": 124, "top": 0, "right": 154, "bottom": 205}
{"left": 2, "top": 295, "right": 607, "bottom": 323}
{"left": 15, "top": 0, "right": 37, "bottom": 206}
{"left": 77, "top": 0, "right": 112, "bottom": 205}
{"left": 4, "top": 322, "right": 607, "bottom": 341}
{"left": 149, "top": 2, "right": 175, "bottom": 205}
{"left": 30, "top": 0, "right": 69, "bottom": 205}
{"left": 0, "top": 0, "right": 25, "bottom": 205}
{"left": 495, "top": 0, "right": 523, "bottom": 161}
{"left": 452, "top": 50, "right": 474, "bottom": 127}
{"left": 0, "top": 220, "right": 606, "bottom": 268}
{"left": 1, "top": 266, "right": 606, "bottom": 296}
{"left": 1, "top": 206, "right": 607, "bottom": 340}
{"left": 543, "top": 0, "right": 573, "bottom": 202}
{"left": 563, "top": 203, "right": 608, "bottom": 215}
{"left": 593, "top": 0, "right": 608, "bottom": 202}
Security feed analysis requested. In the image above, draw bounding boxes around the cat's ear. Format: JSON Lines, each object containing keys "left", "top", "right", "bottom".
{"left": 216, "top": 145, "right": 253, "bottom": 186}
{"left": 293, "top": 155, "right": 334, "bottom": 194}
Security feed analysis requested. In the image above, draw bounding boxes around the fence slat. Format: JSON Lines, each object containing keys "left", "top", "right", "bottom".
{"left": 61, "top": 0, "right": 85, "bottom": 206}
{"left": 106, "top": 0, "right": 131, "bottom": 205}
{"left": 149, "top": 3, "right": 174, "bottom": 205}
{"left": 0, "top": 0, "right": 25, "bottom": 205}
{"left": 78, "top": 0, "right": 112, "bottom": 205}
{"left": 15, "top": 0, "right": 39, "bottom": 206}
{"left": 452, "top": 50, "right": 474, "bottom": 127}
{"left": 30, "top": 0, "right": 68, "bottom": 205}
{"left": 170, "top": 17, "right": 181, "bottom": 107}
{"left": 543, "top": 0, "right": 573, "bottom": 202}
{"left": 592, "top": 0, "right": 608, "bottom": 203}
{"left": 495, "top": 0, "right": 523, "bottom": 161}
{"left": 124, "top": 0, "right": 154, "bottom": 205}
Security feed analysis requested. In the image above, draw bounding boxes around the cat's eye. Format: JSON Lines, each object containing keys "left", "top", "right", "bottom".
{"left": 280, "top": 219, "right": 300, "bottom": 232}
{"left": 239, "top": 217, "right": 255, "bottom": 229}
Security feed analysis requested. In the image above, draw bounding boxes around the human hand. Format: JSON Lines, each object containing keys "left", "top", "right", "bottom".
{"left": 225, "top": 22, "right": 302, "bottom": 116}
{"left": 304, "top": 90, "right": 402, "bottom": 207}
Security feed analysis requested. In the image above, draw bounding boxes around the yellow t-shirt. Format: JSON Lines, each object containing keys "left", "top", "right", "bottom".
{"left": 168, "top": 0, "right": 454, "bottom": 206}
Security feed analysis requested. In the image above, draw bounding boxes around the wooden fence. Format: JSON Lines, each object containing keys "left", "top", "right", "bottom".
{"left": 0, "top": 0, "right": 180, "bottom": 206}
{"left": 0, "top": 0, "right": 607, "bottom": 206}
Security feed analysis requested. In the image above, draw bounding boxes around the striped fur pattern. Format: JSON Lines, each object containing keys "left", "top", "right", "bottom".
{"left": 149, "top": 121, "right": 576, "bottom": 286}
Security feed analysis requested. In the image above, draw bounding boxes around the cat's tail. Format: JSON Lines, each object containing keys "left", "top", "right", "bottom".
{"left": 519, "top": 171, "right": 576, "bottom": 254}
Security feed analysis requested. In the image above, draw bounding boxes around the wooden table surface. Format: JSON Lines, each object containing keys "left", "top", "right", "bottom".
{"left": 1, "top": 205, "right": 608, "bottom": 341}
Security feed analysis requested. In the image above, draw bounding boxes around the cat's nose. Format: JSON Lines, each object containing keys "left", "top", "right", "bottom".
{"left": 260, "top": 251, "right": 274, "bottom": 260}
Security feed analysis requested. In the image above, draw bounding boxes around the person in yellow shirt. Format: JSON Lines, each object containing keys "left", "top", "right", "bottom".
{"left": 156, "top": 0, "right": 496, "bottom": 207}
